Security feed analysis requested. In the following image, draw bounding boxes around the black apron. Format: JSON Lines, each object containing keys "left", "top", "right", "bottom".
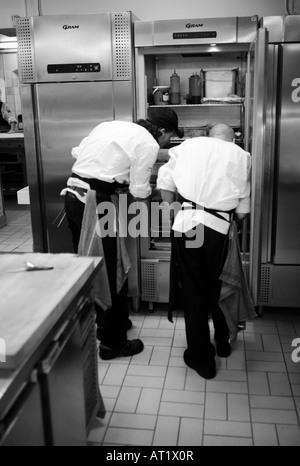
{"left": 168, "top": 195, "right": 234, "bottom": 322}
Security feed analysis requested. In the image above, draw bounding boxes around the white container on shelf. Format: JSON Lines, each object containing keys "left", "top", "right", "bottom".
{"left": 203, "top": 69, "right": 238, "bottom": 98}
{"left": 17, "top": 186, "right": 30, "bottom": 205}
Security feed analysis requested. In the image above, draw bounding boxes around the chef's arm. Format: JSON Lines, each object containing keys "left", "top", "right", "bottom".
{"left": 234, "top": 202, "right": 250, "bottom": 224}
{"left": 235, "top": 181, "right": 250, "bottom": 223}
{"left": 234, "top": 212, "right": 249, "bottom": 224}
{"left": 160, "top": 189, "right": 177, "bottom": 225}
{"left": 160, "top": 189, "right": 176, "bottom": 204}
{"left": 8, "top": 121, "right": 17, "bottom": 133}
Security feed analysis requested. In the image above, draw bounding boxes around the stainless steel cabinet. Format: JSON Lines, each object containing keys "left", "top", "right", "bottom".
{"left": 38, "top": 295, "right": 103, "bottom": 446}
{"left": 0, "top": 378, "right": 45, "bottom": 446}
{"left": 38, "top": 319, "right": 86, "bottom": 446}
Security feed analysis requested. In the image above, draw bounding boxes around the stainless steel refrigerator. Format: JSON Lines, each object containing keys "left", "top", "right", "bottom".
{"left": 134, "top": 15, "right": 268, "bottom": 307}
{"left": 258, "top": 16, "right": 300, "bottom": 307}
{"left": 16, "top": 12, "right": 136, "bottom": 254}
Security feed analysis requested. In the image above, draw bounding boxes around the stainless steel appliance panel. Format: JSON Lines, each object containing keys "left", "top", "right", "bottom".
{"left": 274, "top": 44, "right": 300, "bottom": 264}
{"left": 0, "top": 380, "right": 45, "bottom": 446}
{"left": 134, "top": 16, "right": 258, "bottom": 47}
{"left": 113, "top": 81, "right": 136, "bottom": 121}
{"left": 244, "top": 28, "right": 268, "bottom": 305}
{"left": 261, "top": 16, "right": 300, "bottom": 43}
{"left": 20, "top": 14, "right": 113, "bottom": 83}
{"left": 38, "top": 320, "right": 86, "bottom": 446}
{"left": 20, "top": 85, "right": 47, "bottom": 252}
{"left": 260, "top": 45, "right": 278, "bottom": 264}
{"left": 35, "top": 81, "right": 114, "bottom": 253}
{"left": 154, "top": 17, "right": 237, "bottom": 46}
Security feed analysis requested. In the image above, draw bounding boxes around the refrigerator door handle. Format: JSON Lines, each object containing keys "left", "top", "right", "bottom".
{"left": 247, "top": 27, "right": 269, "bottom": 306}
{"left": 38, "top": 319, "right": 77, "bottom": 374}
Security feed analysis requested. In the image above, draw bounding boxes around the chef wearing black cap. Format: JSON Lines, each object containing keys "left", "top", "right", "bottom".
{"left": 61, "top": 108, "right": 183, "bottom": 360}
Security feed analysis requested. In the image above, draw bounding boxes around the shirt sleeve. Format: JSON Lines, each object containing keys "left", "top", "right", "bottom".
{"left": 129, "top": 142, "right": 159, "bottom": 199}
{"left": 71, "top": 134, "right": 89, "bottom": 159}
{"left": 156, "top": 147, "right": 179, "bottom": 192}
{"left": 2, "top": 103, "right": 17, "bottom": 125}
{"left": 235, "top": 154, "right": 251, "bottom": 214}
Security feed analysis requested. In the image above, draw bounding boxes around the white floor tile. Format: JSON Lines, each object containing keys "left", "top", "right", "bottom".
{"left": 159, "top": 401, "right": 204, "bottom": 419}
{"left": 178, "top": 418, "right": 203, "bottom": 446}
{"left": 206, "top": 380, "right": 248, "bottom": 394}
{"left": 114, "top": 386, "right": 141, "bottom": 413}
{"left": 203, "top": 435, "right": 253, "bottom": 446}
{"left": 247, "top": 371, "right": 270, "bottom": 395}
{"left": 251, "top": 408, "right": 298, "bottom": 425}
{"left": 162, "top": 389, "right": 205, "bottom": 405}
{"left": 109, "top": 412, "right": 157, "bottom": 430}
{"left": 205, "top": 392, "right": 227, "bottom": 420}
{"left": 268, "top": 372, "right": 292, "bottom": 396}
{"left": 104, "top": 427, "right": 153, "bottom": 446}
{"left": 276, "top": 425, "right": 300, "bottom": 446}
{"left": 136, "top": 388, "right": 162, "bottom": 415}
{"left": 252, "top": 423, "right": 278, "bottom": 446}
{"left": 127, "top": 364, "right": 167, "bottom": 378}
{"left": 204, "top": 420, "right": 252, "bottom": 438}
{"left": 164, "top": 367, "right": 187, "bottom": 390}
{"left": 123, "top": 375, "right": 165, "bottom": 389}
{"left": 150, "top": 346, "right": 171, "bottom": 366}
{"left": 153, "top": 416, "right": 180, "bottom": 446}
{"left": 227, "top": 394, "right": 251, "bottom": 422}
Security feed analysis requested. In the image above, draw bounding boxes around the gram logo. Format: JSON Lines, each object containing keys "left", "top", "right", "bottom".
{"left": 291, "top": 338, "right": 300, "bottom": 363}
{"left": 0, "top": 338, "right": 6, "bottom": 363}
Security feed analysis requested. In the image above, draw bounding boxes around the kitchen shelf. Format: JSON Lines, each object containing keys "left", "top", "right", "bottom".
{"left": 148, "top": 102, "right": 244, "bottom": 131}
{"left": 149, "top": 103, "right": 244, "bottom": 108}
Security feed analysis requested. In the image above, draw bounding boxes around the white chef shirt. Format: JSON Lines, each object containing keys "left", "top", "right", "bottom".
{"left": 157, "top": 136, "right": 251, "bottom": 235}
{"left": 68, "top": 120, "right": 159, "bottom": 200}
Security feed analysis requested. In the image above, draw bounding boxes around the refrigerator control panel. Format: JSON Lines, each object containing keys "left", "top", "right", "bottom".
{"left": 47, "top": 63, "right": 101, "bottom": 74}
{"left": 173, "top": 31, "right": 217, "bottom": 40}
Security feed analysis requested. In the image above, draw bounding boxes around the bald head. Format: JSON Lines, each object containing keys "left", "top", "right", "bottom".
{"left": 209, "top": 124, "right": 234, "bottom": 142}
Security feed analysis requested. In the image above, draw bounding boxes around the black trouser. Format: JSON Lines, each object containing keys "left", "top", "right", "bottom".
{"left": 173, "top": 225, "right": 229, "bottom": 362}
{"left": 64, "top": 191, "right": 129, "bottom": 349}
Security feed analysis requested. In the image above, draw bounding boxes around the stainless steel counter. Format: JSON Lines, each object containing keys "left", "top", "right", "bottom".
{"left": 0, "top": 253, "right": 103, "bottom": 446}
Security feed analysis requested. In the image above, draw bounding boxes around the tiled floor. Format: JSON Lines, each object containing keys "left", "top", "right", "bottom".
{"left": 1, "top": 200, "right": 300, "bottom": 446}
{"left": 90, "top": 307, "right": 300, "bottom": 447}
{"left": 0, "top": 198, "right": 33, "bottom": 252}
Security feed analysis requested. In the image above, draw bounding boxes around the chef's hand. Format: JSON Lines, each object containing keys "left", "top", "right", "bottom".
{"left": 234, "top": 212, "right": 249, "bottom": 226}
{"left": 115, "top": 186, "right": 130, "bottom": 195}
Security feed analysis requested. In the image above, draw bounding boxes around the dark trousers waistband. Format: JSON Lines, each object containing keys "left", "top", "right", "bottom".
{"left": 71, "top": 173, "right": 123, "bottom": 195}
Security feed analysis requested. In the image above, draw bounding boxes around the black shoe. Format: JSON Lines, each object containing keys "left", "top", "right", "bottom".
{"left": 183, "top": 349, "right": 216, "bottom": 380}
{"left": 96, "top": 319, "right": 133, "bottom": 341}
{"left": 99, "top": 339, "right": 144, "bottom": 360}
{"left": 216, "top": 340, "right": 231, "bottom": 358}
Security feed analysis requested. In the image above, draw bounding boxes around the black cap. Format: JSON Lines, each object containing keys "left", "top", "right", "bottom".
{"left": 147, "top": 107, "right": 184, "bottom": 139}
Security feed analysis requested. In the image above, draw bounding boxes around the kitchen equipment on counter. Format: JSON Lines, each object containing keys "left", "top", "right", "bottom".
{"left": 153, "top": 86, "right": 170, "bottom": 105}
{"left": 170, "top": 70, "right": 180, "bottom": 104}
